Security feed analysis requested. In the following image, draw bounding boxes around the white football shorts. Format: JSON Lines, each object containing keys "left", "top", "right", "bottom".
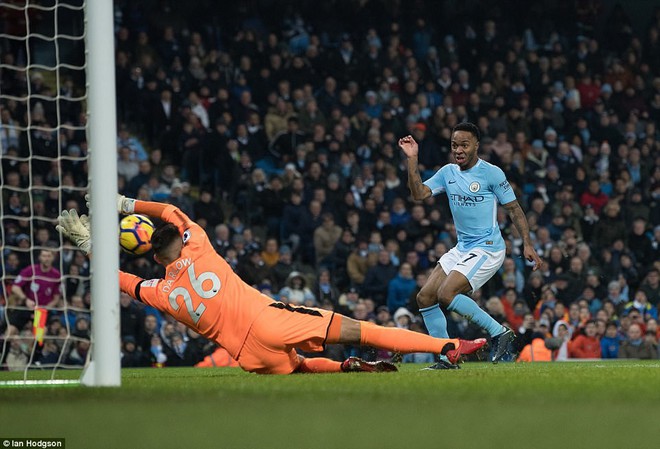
{"left": 438, "top": 246, "right": 506, "bottom": 292}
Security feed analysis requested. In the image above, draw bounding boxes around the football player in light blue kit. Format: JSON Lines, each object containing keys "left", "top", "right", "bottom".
{"left": 399, "top": 122, "right": 543, "bottom": 367}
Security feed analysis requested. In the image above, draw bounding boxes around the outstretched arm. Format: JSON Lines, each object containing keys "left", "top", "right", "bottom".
{"left": 398, "top": 135, "right": 432, "bottom": 201}
{"left": 101, "top": 193, "right": 193, "bottom": 233}
{"left": 119, "top": 271, "right": 146, "bottom": 302}
{"left": 503, "top": 200, "right": 543, "bottom": 271}
{"left": 56, "top": 209, "right": 151, "bottom": 303}
{"left": 116, "top": 194, "right": 191, "bottom": 226}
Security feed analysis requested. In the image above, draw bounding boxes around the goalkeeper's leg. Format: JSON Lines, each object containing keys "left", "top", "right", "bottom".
{"left": 330, "top": 315, "right": 486, "bottom": 364}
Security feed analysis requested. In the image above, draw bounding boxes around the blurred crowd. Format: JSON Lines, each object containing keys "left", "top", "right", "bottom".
{"left": 2, "top": 0, "right": 660, "bottom": 369}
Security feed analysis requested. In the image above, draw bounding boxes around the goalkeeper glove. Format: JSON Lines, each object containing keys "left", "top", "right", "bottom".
{"left": 85, "top": 193, "right": 136, "bottom": 215}
{"left": 56, "top": 209, "right": 92, "bottom": 255}
{"left": 117, "top": 194, "right": 136, "bottom": 214}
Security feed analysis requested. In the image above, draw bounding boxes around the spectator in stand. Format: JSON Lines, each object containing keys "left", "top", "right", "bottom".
{"left": 269, "top": 116, "right": 305, "bottom": 167}
{"left": 516, "top": 326, "right": 553, "bottom": 363}
{"left": 257, "top": 176, "right": 287, "bottom": 239}
{"left": 235, "top": 248, "right": 271, "bottom": 288}
{"left": 627, "top": 217, "right": 654, "bottom": 271}
{"left": 651, "top": 228, "right": 660, "bottom": 268}
{"left": 117, "top": 146, "right": 140, "bottom": 182}
{"left": 120, "top": 291, "right": 145, "bottom": 343}
{"left": 605, "top": 279, "right": 629, "bottom": 306}
{"left": 619, "top": 323, "right": 658, "bottom": 359}
{"left": 297, "top": 199, "right": 324, "bottom": 264}
{"left": 211, "top": 224, "right": 231, "bottom": 256}
{"left": 270, "top": 244, "right": 312, "bottom": 291}
{"left": 386, "top": 262, "right": 416, "bottom": 314}
{"left": 313, "top": 212, "right": 342, "bottom": 266}
{"left": 504, "top": 297, "right": 528, "bottom": 332}
{"left": 623, "top": 290, "right": 658, "bottom": 321}
{"left": 580, "top": 178, "right": 609, "bottom": 215}
{"left": 126, "top": 160, "right": 153, "bottom": 198}
{"left": 362, "top": 249, "right": 398, "bottom": 307}
{"left": 325, "top": 228, "right": 355, "bottom": 291}
{"left": 647, "top": 319, "right": 660, "bottom": 349}
{"left": 346, "top": 238, "right": 371, "bottom": 290}
{"left": 640, "top": 268, "right": 660, "bottom": 306}
{"left": 522, "top": 271, "right": 544, "bottom": 311}
{"left": 193, "top": 189, "right": 224, "bottom": 230}
{"left": 164, "top": 332, "right": 201, "bottom": 367}
{"left": 66, "top": 340, "right": 90, "bottom": 366}
{"left": 312, "top": 267, "right": 340, "bottom": 307}
{"left": 568, "top": 320, "right": 601, "bottom": 359}
{"left": 495, "top": 257, "right": 525, "bottom": 295}
{"left": 278, "top": 271, "right": 316, "bottom": 307}
{"left": 121, "top": 335, "right": 148, "bottom": 368}
{"left": 336, "top": 286, "right": 363, "bottom": 316}
{"left": 71, "top": 315, "right": 91, "bottom": 340}
{"left": 389, "top": 196, "right": 411, "bottom": 228}
{"left": 600, "top": 321, "right": 623, "bottom": 359}
{"left": 260, "top": 238, "right": 281, "bottom": 268}
{"left": 551, "top": 320, "right": 572, "bottom": 361}
{"left": 402, "top": 204, "right": 439, "bottom": 245}
{"left": 37, "top": 340, "right": 62, "bottom": 366}
{"left": 280, "top": 191, "right": 307, "bottom": 257}
{"left": 624, "top": 189, "right": 651, "bottom": 226}
{"left": 166, "top": 180, "right": 194, "bottom": 217}
{"left": 140, "top": 313, "right": 160, "bottom": 353}
{"left": 117, "top": 124, "right": 148, "bottom": 162}
{"left": 592, "top": 201, "right": 627, "bottom": 252}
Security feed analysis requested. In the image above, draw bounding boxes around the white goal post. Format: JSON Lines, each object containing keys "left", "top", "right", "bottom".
{"left": 0, "top": 0, "right": 120, "bottom": 387}
{"left": 84, "top": 0, "right": 120, "bottom": 387}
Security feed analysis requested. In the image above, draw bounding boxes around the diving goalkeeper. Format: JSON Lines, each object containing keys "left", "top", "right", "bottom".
{"left": 56, "top": 196, "right": 486, "bottom": 374}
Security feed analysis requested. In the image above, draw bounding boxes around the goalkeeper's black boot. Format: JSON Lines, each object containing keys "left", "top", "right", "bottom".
{"left": 341, "top": 357, "right": 398, "bottom": 372}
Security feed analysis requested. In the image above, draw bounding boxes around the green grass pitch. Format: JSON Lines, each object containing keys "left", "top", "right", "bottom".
{"left": 1, "top": 361, "right": 659, "bottom": 449}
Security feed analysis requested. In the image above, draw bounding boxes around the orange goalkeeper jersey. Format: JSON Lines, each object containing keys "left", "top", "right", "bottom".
{"left": 119, "top": 201, "right": 274, "bottom": 359}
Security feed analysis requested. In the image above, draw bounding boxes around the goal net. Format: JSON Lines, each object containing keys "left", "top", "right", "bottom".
{"left": 0, "top": 0, "right": 120, "bottom": 386}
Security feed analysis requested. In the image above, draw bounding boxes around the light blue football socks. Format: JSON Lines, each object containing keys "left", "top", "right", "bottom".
{"left": 420, "top": 304, "right": 452, "bottom": 363}
{"left": 448, "top": 294, "right": 504, "bottom": 337}
{"left": 420, "top": 304, "right": 449, "bottom": 339}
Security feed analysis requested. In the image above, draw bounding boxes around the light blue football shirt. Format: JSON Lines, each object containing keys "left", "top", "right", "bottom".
{"left": 423, "top": 159, "right": 516, "bottom": 252}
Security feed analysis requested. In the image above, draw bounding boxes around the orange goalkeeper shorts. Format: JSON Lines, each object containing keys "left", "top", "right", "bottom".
{"left": 237, "top": 302, "right": 336, "bottom": 374}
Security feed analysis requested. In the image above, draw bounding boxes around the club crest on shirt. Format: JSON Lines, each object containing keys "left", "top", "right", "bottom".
{"left": 142, "top": 278, "right": 159, "bottom": 288}
{"left": 469, "top": 182, "right": 480, "bottom": 193}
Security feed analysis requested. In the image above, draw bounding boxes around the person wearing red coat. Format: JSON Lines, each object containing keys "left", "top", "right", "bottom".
{"left": 568, "top": 320, "right": 602, "bottom": 359}
{"left": 579, "top": 179, "right": 609, "bottom": 216}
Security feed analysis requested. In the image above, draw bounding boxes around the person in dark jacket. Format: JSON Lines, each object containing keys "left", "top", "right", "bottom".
{"left": 619, "top": 323, "right": 658, "bottom": 359}
{"left": 362, "top": 249, "right": 398, "bottom": 306}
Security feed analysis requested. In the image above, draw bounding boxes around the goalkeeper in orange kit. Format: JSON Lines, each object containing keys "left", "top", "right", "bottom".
{"left": 56, "top": 194, "right": 486, "bottom": 374}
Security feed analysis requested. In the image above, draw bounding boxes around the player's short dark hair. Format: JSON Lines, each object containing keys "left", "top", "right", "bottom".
{"left": 151, "top": 223, "right": 180, "bottom": 257}
{"left": 452, "top": 122, "right": 481, "bottom": 142}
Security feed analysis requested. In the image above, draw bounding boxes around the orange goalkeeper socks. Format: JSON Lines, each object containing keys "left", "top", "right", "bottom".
{"left": 359, "top": 322, "right": 459, "bottom": 354}
{"left": 297, "top": 357, "right": 342, "bottom": 373}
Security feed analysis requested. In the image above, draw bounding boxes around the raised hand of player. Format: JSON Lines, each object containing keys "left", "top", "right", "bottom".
{"left": 524, "top": 245, "right": 543, "bottom": 271}
{"left": 56, "top": 209, "right": 92, "bottom": 255}
{"left": 398, "top": 135, "right": 419, "bottom": 158}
